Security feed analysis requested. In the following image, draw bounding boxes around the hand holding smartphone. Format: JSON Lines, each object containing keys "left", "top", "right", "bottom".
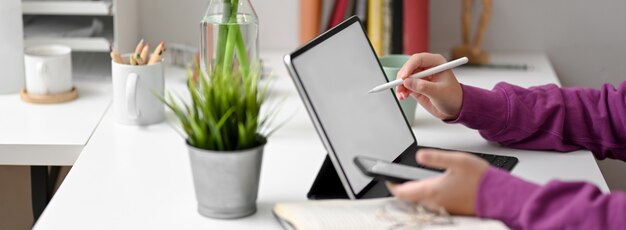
{"left": 354, "top": 156, "right": 442, "bottom": 183}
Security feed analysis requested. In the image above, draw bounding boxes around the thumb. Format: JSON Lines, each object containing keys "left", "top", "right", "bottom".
{"left": 403, "top": 78, "right": 436, "bottom": 97}
{"left": 386, "top": 179, "right": 439, "bottom": 201}
{"left": 416, "top": 149, "right": 460, "bottom": 169}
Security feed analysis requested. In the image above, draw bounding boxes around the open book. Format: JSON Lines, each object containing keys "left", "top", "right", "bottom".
{"left": 273, "top": 198, "right": 508, "bottom": 230}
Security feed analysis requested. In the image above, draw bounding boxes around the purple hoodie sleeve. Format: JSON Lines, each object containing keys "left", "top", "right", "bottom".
{"left": 476, "top": 167, "right": 626, "bottom": 229}
{"left": 451, "top": 81, "right": 626, "bottom": 160}
{"left": 448, "top": 81, "right": 626, "bottom": 229}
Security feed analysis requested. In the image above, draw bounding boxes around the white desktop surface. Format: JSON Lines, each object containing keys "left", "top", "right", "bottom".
{"left": 33, "top": 52, "right": 608, "bottom": 229}
{"left": 0, "top": 81, "right": 111, "bottom": 165}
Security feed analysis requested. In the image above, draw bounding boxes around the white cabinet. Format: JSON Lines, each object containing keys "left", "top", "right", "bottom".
{"left": 22, "top": 1, "right": 113, "bottom": 16}
{"left": 22, "top": 0, "right": 138, "bottom": 53}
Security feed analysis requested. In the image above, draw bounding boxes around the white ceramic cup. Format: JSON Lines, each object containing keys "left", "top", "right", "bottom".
{"left": 24, "top": 45, "right": 73, "bottom": 95}
{"left": 112, "top": 57, "right": 165, "bottom": 126}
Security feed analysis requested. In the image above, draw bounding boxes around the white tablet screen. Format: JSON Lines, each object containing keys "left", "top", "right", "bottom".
{"left": 290, "top": 21, "right": 415, "bottom": 195}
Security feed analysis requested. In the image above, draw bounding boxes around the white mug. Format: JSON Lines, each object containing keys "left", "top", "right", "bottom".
{"left": 24, "top": 45, "right": 73, "bottom": 95}
{"left": 112, "top": 58, "right": 165, "bottom": 126}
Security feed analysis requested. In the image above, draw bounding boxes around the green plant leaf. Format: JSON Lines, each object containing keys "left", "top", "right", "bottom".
{"left": 159, "top": 38, "right": 282, "bottom": 151}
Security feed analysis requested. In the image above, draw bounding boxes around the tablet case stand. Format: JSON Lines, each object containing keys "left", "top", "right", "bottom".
{"left": 306, "top": 150, "right": 518, "bottom": 200}
{"left": 307, "top": 154, "right": 349, "bottom": 199}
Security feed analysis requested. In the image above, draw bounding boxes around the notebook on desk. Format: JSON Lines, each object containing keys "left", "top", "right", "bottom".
{"left": 272, "top": 198, "right": 509, "bottom": 230}
{"left": 284, "top": 16, "right": 518, "bottom": 200}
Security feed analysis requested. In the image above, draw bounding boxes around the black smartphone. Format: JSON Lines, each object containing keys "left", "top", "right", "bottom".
{"left": 354, "top": 156, "right": 442, "bottom": 183}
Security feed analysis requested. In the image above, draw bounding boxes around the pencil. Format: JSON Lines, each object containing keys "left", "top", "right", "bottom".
{"left": 139, "top": 44, "right": 150, "bottom": 65}
{"left": 134, "top": 39, "right": 144, "bottom": 57}
{"left": 148, "top": 41, "right": 165, "bottom": 65}
{"left": 110, "top": 46, "right": 124, "bottom": 64}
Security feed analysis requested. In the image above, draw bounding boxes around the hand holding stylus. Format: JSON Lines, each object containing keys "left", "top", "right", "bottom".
{"left": 369, "top": 56, "right": 468, "bottom": 93}
{"left": 394, "top": 53, "right": 465, "bottom": 121}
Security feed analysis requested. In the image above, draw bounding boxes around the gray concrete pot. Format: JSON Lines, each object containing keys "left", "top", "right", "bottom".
{"left": 187, "top": 140, "right": 265, "bottom": 219}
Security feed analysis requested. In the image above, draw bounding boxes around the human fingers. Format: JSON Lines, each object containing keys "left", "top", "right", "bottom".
{"left": 403, "top": 78, "right": 438, "bottom": 97}
{"left": 418, "top": 150, "right": 490, "bottom": 172}
{"left": 415, "top": 149, "right": 464, "bottom": 169}
{"left": 396, "top": 84, "right": 410, "bottom": 100}
{"left": 386, "top": 178, "right": 440, "bottom": 201}
{"left": 397, "top": 53, "right": 447, "bottom": 80}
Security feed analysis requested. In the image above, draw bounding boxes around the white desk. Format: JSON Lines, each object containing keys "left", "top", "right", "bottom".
{"left": 0, "top": 81, "right": 111, "bottom": 166}
{"left": 33, "top": 52, "right": 608, "bottom": 229}
{"left": 0, "top": 79, "right": 112, "bottom": 221}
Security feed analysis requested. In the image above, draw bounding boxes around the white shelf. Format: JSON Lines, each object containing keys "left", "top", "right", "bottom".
{"left": 24, "top": 15, "right": 114, "bottom": 52}
{"left": 72, "top": 53, "right": 112, "bottom": 80}
{"left": 25, "top": 37, "right": 111, "bottom": 52}
{"left": 21, "top": 0, "right": 139, "bottom": 53}
{"left": 22, "top": 1, "right": 113, "bottom": 16}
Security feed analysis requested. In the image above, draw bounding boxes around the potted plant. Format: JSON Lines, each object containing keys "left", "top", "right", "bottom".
{"left": 160, "top": 58, "right": 280, "bottom": 218}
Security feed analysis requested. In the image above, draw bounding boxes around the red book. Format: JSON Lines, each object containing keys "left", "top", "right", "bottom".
{"left": 403, "top": 0, "right": 428, "bottom": 54}
{"left": 328, "top": 0, "right": 348, "bottom": 29}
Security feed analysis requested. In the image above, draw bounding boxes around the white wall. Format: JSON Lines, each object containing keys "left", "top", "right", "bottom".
{"left": 250, "top": 0, "right": 299, "bottom": 51}
{"left": 138, "top": 0, "right": 298, "bottom": 51}
{"left": 138, "top": 0, "right": 207, "bottom": 47}
{"left": 430, "top": 0, "right": 626, "bottom": 88}
{"left": 138, "top": 0, "right": 626, "bottom": 191}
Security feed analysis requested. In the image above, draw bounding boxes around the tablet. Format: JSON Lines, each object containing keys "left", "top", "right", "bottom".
{"left": 284, "top": 17, "right": 417, "bottom": 199}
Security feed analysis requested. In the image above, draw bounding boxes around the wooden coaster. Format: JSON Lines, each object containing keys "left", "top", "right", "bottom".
{"left": 20, "top": 87, "right": 79, "bottom": 104}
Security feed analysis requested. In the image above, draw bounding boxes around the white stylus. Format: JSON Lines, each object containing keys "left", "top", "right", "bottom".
{"left": 368, "top": 57, "right": 469, "bottom": 93}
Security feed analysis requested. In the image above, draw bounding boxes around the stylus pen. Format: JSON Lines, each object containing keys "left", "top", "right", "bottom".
{"left": 368, "top": 57, "right": 469, "bottom": 93}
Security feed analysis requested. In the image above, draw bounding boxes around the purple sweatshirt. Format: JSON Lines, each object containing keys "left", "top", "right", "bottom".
{"left": 451, "top": 82, "right": 626, "bottom": 229}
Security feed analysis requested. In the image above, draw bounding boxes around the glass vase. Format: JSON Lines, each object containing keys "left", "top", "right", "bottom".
{"left": 200, "top": 0, "right": 259, "bottom": 78}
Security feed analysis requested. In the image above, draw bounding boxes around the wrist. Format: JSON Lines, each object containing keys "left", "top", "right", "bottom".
{"left": 439, "top": 83, "right": 464, "bottom": 121}
{"left": 475, "top": 167, "right": 540, "bottom": 227}
{"left": 444, "top": 84, "right": 509, "bottom": 134}
{"left": 450, "top": 82, "right": 464, "bottom": 120}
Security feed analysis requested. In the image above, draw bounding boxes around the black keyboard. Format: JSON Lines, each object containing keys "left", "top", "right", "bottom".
{"left": 470, "top": 151, "right": 518, "bottom": 171}
{"left": 414, "top": 146, "right": 518, "bottom": 172}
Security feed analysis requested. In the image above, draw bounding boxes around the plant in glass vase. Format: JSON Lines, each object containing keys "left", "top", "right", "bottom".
{"left": 201, "top": 0, "right": 259, "bottom": 80}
